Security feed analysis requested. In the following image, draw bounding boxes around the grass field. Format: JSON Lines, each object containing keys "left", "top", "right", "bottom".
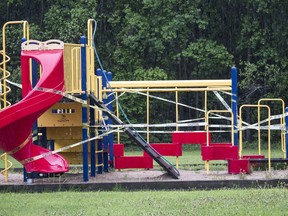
{"left": 0, "top": 188, "right": 287, "bottom": 215}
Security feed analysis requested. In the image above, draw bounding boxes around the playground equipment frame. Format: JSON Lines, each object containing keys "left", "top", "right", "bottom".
{"left": 1, "top": 19, "right": 288, "bottom": 182}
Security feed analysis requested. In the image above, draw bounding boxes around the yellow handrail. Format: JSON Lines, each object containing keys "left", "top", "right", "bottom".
{"left": 205, "top": 110, "right": 234, "bottom": 173}
{"left": 87, "top": 19, "right": 94, "bottom": 47}
{"left": 239, "top": 104, "right": 271, "bottom": 172}
{"left": 258, "top": 98, "right": 286, "bottom": 158}
{"left": 87, "top": 19, "right": 96, "bottom": 94}
{"left": 2, "top": 21, "right": 29, "bottom": 108}
{"left": 146, "top": 88, "right": 150, "bottom": 143}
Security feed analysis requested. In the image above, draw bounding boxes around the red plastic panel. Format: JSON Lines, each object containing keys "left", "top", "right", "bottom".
{"left": 228, "top": 159, "right": 250, "bottom": 174}
{"left": 201, "top": 145, "right": 239, "bottom": 161}
{"left": 209, "top": 143, "right": 233, "bottom": 147}
{"left": 172, "top": 131, "right": 210, "bottom": 145}
{"left": 114, "top": 144, "right": 124, "bottom": 157}
{"left": 114, "top": 156, "right": 153, "bottom": 169}
{"left": 144, "top": 143, "right": 182, "bottom": 157}
{"left": 242, "top": 155, "right": 265, "bottom": 159}
{"left": 242, "top": 155, "right": 265, "bottom": 169}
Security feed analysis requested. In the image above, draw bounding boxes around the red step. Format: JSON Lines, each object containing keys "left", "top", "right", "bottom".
{"left": 242, "top": 155, "right": 265, "bottom": 159}
{"left": 113, "top": 143, "right": 153, "bottom": 169}
{"left": 144, "top": 143, "right": 182, "bottom": 157}
{"left": 228, "top": 159, "right": 250, "bottom": 174}
{"left": 114, "top": 156, "right": 153, "bottom": 169}
{"left": 114, "top": 144, "right": 125, "bottom": 157}
{"left": 201, "top": 143, "right": 239, "bottom": 161}
{"left": 242, "top": 154, "right": 265, "bottom": 169}
{"left": 172, "top": 131, "right": 210, "bottom": 145}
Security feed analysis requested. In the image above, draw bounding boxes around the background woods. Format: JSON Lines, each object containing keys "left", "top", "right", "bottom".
{"left": 1, "top": 0, "right": 287, "bottom": 142}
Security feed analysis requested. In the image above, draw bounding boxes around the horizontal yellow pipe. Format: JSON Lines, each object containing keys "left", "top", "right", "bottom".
{"left": 103, "top": 87, "right": 231, "bottom": 93}
{"left": 64, "top": 43, "right": 82, "bottom": 47}
{"left": 109, "top": 80, "right": 231, "bottom": 88}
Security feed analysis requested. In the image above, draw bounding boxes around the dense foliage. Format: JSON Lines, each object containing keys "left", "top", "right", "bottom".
{"left": 1, "top": 1, "right": 287, "bottom": 142}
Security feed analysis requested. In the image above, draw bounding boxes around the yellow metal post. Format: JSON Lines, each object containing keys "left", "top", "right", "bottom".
{"left": 147, "top": 88, "right": 150, "bottom": 143}
{"left": 205, "top": 110, "right": 234, "bottom": 174}
{"left": 175, "top": 88, "right": 179, "bottom": 131}
{"left": 116, "top": 92, "right": 120, "bottom": 144}
{"left": 258, "top": 98, "right": 285, "bottom": 158}
{"left": 175, "top": 88, "right": 179, "bottom": 168}
{"left": 239, "top": 104, "right": 271, "bottom": 172}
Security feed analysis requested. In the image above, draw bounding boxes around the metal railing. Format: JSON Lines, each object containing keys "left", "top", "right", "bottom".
{"left": 0, "top": 21, "right": 29, "bottom": 181}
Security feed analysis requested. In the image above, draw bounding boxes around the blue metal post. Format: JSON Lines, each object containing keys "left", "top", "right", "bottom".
{"left": 107, "top": 71, "right": 114, "bottom": 167}
{"left": 31, "top": 59, "right": 38, "bottom": 87}
{"left": 231, "top": 67, "right": 238, "bottom": 146}
{"left": 285, "top": 107, "right": 288, "bottom": 159}
{"left": 81, "top": 36, "right": 89, "bottom": 182}
{"left": 96, "top": 68, "right": 103, "bottom": 174}
{"left": 102, "top": 70, "right": 109, "bottom": 172}
{"left": 21, "top": 38, "right": 28, "bottom": 182}
{"left": 49, "top": 140, "right": 55, "bottom": 151}
{"left": 31, "top": 59, "right": 38, "bottom": 146}
{"left": 39, "top": 128, "right": 47, "bottom": 149}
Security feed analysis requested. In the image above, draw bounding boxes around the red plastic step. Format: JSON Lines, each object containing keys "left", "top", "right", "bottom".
{"left": 228, "top": 159, "right": 250, "bottom": 174}
{"left": 113, "top": 143, "right": 154, "bottom": 169}
{"left": 114, "top": 156, "right": 153, "bottom": 169}
{"left": 242, "top": 155, "right": 265, "bottom": 159}
{"left": 201, "top": 144, "right": 239, "bottom": 161}
{"left": 144, "top": 143, "right": 182, "bottom": 157}
{"left": 172, "top": 131, "right": 210, "bottom": 145}
{"left": 114, "top": 144, "right": 125, "bottom": 157}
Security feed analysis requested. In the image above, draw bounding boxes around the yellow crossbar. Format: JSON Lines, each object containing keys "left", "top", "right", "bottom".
{"left": 109, "top": 80, "right": 231, "bottom": 88}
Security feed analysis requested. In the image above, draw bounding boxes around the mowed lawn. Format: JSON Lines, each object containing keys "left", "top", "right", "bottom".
{"left": 0, "top": 147, "right": 287, "bottom": 216}
{"left": 0, "top": 188, "right": 287, "bottom": 216}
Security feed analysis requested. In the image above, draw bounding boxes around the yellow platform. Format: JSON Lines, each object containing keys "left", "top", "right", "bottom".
{"left": 38, "top": 102, "right": 82, "bottom": 127}
{"left": 46, "top": 127, "right": 82, "bottom": 140}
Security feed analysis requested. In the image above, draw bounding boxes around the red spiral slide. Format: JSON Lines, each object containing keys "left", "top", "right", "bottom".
{"left": 0, "top": 40, "right": 69, "bottom": 174}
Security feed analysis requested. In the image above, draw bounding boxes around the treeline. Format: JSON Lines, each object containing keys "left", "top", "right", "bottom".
{"left": 1, "top": 1, "right": 287, "bottom": 140}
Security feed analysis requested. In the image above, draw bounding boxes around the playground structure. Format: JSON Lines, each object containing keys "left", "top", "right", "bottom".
{"left": 0, "top": 19, "right": 288, "bottom": 183}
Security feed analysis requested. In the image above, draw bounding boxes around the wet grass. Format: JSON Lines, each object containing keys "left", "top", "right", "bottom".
{"left": 0, "top": 147, "right": 287, "bottom": 215}
{"left": 0, "top": 188, "right": 287, "bottom": 215}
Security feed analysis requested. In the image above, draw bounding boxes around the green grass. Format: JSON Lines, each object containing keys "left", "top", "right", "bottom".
{"left": 0, "top": 188, "right": 287, "bottom": 215}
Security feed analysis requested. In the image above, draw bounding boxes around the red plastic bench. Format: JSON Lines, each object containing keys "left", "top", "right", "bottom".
{"left": 201, "top": 143, "right": 239, "bottom": 161}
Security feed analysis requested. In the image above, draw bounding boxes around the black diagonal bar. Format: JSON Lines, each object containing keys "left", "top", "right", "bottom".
{"left": 90, "top": 94, "right": 180, "bottom": 179}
